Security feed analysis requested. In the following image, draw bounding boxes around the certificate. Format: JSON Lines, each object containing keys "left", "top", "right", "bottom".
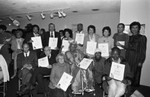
{"left": 117, "top": 41, "right": 125, "bottom": 49}
{"left": 49, "top": 38, "right": 58, "bottom": 50}
{"left": 86, "top": 41, "right": 97, "bottom": 55}
{"left": 38, "top": 57, "right": 49, "bottom": 68}
{"left": 62, "top": 39, "right": 70, "bottom": 52}
{"left": 79, "top": 58, "right": 93, "bottom": 70}
{"left": 31, "top": 36, "right": 43, "bottom": 50}
{"left": 57, "top": 72, "right": 73, "bottom": 91}
{"left": 75, "top": 33, "right": 84, "bottom": 44}
{"left": 98, "top": 43, "right": 109, "bottom": 57}
{"left": 109, "top": 62, "right": 125, "bottom": 81}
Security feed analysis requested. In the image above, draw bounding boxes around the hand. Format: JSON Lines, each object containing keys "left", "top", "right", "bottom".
{"left": 47, "top": 65, "right": 52, "bottom": 69}
{"left": 110, "top": 73, "right": 114, "bottom": 79}
{"left": 29, "top": 39, "right": 33, "bottom": 43}
{"left": 138, "top": 63, "right": 142, "bottom": 67}
{"left": 116, "top": 41, "right": 122, "bottom": 46}
{"left": 55, "top": 84, "right": 61, "bottom": 89}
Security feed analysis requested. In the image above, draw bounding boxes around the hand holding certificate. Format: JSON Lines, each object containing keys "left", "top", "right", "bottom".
{"left": 109, "top": 62, "right": 125, "bottom": 81}
{"left": 98, "top": 43, "right": 109, "bottom": 57}
{"left": 86, "top": 41, "right": 97, "bottom": 55}
{"left": 75, "top": 33, "right": 84, "bottom": 44}
{"left": 57, "top": 72, "right": 73, "bottom": 91}
{"left": 31, "top": 36, "right": 43, "bottom": 50}
{"left": 38, "top": 57, "right": 50, "bottom": 68}
{"left": 79, "top": 58, "right": 93, "bottom": 70}
{"left": 49, "top": 38, "right": 58, "bottom": 50}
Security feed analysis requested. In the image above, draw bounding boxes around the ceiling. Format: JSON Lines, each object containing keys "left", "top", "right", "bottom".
{"left": 0, "top": 0, "right": 120, "bottom": 21}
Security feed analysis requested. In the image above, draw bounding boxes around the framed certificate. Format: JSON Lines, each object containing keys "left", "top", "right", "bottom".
{"left": 31, "top": 36, "right": 43, "bottom": 50}
{"left": 75, "top": 33, "right": 84, "bottom": 44}
{"left": 62, "top": 39, "right": 70, "bottom": 52}
{"left": 98, "top": 43, "right": 109, "bottom": 57}
{"left": 38, "top": 57, "right": 49, "bottom": 68}
{"left": 79, "top": 58, "right": 93, "bottom": 70}
{"left": 49, "top": 38, "right": 58, "bottom": 50}
{"left": 109, "top": 62, "right": 125, "bottom": 81}
{"left": 86, "top": 41, "right": 97, "bottom": 55}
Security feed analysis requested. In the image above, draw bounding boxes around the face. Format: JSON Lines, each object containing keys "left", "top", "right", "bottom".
{"left": 88, "top": 28, "right": 94, "bottom": 35}
{"left": 58, "top": 56, "right": 64, "bottom": 64}
{"left": 23, "top": 44, "right": 29, "bottom": 53}
{"left": 33, "top": 27, "right": 39, "bottom": 34}
{"left": 117, "top": 24, "right": 124, "bottom": 33}
{"left": 70, "top": 44, "right": 77, "bottom": 52}
{"left": 95, "top": 52, "right": 101, "bottom": 61}
{"left": 65, "top": 31, "right": 70, "bottom": 38}
{"left": 111, "top": 50, "right": 119, "bottom": 60}
{"left": 39, "top": 29, "right": 43, "bottom": 35}
{"left": 44, "top": 47, "right": 51, "bottom": 56}
{"left": 103, "top": 29, "right": 109, "bottom": 37}
{"left": 16, "top": 31, "right": 22, "bottom": 38}
{"left": 77, "top": 24, "right": 83, "bottom": 32}
{"left": 131, "top": 25, "right": 139, "bottom": 35}
{"left": 49, "top": 24, "right": 55, "bottom": 31}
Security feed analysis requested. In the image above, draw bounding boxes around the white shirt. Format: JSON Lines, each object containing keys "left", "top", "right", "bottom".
{"left": 50, "top": 31, "right": 55, "bottom": 37}
{"left": 24, "top": 51, "right": 30, "bottom": 57}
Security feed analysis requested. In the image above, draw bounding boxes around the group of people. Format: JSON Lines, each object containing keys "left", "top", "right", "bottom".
{"left": 0, "top": 21, "right": 147, "bottom": 97}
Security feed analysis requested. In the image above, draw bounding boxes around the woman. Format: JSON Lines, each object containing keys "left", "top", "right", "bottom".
{"left": 11, "top": 29, "right": 24, "bottom": 78}
{"left": 83, "top": 25, "right": 100, "bottom": 57}
{"left": 98, "top": 26, "right": 114, "bottom": 58}
{"left": 126, "top": 21, "right": 147, "bottom": 87}
{"left": 113, "top": 23, "right": 129, "bottom": 58}
{"left": 103, "top": 47, "right": 132, "bottom": 97}
{"left": 49, "top": 53, "right": 71, "bottom": 97}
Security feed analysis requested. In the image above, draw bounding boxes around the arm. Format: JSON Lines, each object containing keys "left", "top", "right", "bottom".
{"left": 50, "top": 65, "right": 57, "bottom": 87}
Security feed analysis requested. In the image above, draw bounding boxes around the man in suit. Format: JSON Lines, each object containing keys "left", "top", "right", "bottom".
{"left": 17, "top": 43, "right": 38, "bottom": 95}
{"left": 30, "top": 46, "right": 56, "bottom": 96}
{"left": 44, "top": 23, "right": 62, "bottom": 62}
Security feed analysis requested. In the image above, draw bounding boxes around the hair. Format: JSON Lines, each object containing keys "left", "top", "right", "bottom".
{"left": 49, "top": 23, "right": 55, "bottom": 30}
{"left": 117, "top": 23, "right": 125, "bottom": 28}
{"left": 16, "top": 28, "right": 23, "bottom": 37}
{"left": 22, "top": 43, "right": 29, "bottom": 48}
{"left": 40, "top": 28, "right": 45, "bottom": 33}
{"left": 32, "top": 24, "right": 40, "bottom": 31}
{"left": 56, "top": 53, "right": 66, "bottom": 63}
{"left": 64, "top": 28, "right": 73, "bottom": 38}
{"left": 111, "top": 47, "right": 121, "bottom": 55}
{"left": 0, "top": 25, "right": 7, "bottom": 30}
{"left": 69, "top": 42, "right": 77, "bottom": 49}
{"left": 129, "top": 21, "right": 141, "bottom": 31}
{"left": 87, "top": 25, "right": 96, "bottom": 34}
{"left": 102, "top": 26, "right": 111, "bottom": 36}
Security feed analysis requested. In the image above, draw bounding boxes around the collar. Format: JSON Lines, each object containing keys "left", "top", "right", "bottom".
{"left": 24, "top": 51, "right": 30, "bottom": 57}
{"left": 33, "top": 33, "right": 39, "bottom": 37}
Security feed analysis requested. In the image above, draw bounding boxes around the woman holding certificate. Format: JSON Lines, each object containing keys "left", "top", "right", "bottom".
{"left": 83, "top": 25, "right": 100, "bottom": 57}
{"left": 49, "top": 53, "right": 71, "bottom": 97}
{"left": 103, "top": 47, "right": 132, "bottom": 97}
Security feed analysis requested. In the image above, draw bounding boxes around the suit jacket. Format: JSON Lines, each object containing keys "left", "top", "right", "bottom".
{"left": 17, "top": 51, "right": 38, "bottom": 70}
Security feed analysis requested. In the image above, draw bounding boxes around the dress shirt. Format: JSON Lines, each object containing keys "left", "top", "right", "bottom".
{"left": 24, "top": 51, "right": 30, "bottom": 57}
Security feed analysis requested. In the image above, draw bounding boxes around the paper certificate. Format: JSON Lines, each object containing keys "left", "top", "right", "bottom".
{"left": 38, "top": 57, "right": 49, "bottom": 68}
{"left": 79, "top": 58, "right": 93, "bottom": 70}
{"left": 109, "top": 62, "right": 125, "bottom": 81}
{"left": 86, "top": 41, "right": 97, "bottom": 55}
{"left": 62, "top": 39, "right": 70, "bottom": 52}
{"left": 49, "top": 38, "right": 58, "bottom": 50}
{"left": 75, "top": 33, "right": 85, "bottom": 44}
{"left": 31, "top": 36, "right": 43, "bottom": 50}
{"left": 98, "top": 43, "right": 109, "bottom": 57}
{"left": 57, "top": 72, "right": 73, "bottom": 91}
{"left": 117, "top": 41, "right": 125, "bottom": 49}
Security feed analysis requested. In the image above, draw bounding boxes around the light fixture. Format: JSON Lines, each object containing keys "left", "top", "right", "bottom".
{"left": 60, "top": 11, "right": 66, "bottom": 17}
{"left": 41, "top": 12, "right": 45, "bottom": 19}
{"left": 50, "top": 13, "right": 54, "bottom": 19}
{"left": 26, "top": 15, "right": 32, "bottom": 21}
{"left": 9, "top": 17, "right": 20, "bottom": 27}
{"left": 57, "top": 11, "right": 62, "bottom": 18}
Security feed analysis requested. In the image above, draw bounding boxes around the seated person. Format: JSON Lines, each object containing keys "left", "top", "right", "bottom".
{"left": 92, "top": 49, "right": 106, "bottom": 85}
{"left": 30, "top": 46, "right": 56, "bottom": 95}
{"left": 103, "top": 47, "right": 132, "bottom": 97}
{"left": 49, "top": 53, "right": 71, "bottom": 97}
{"left": 17, "top": 43, "right": 38, "bottom": 95}
{"left": 0, "top": 54, "right": 9, "bottom": 84}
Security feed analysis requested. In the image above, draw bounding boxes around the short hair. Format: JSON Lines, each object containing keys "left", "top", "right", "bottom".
{"left": 55, "top": 53, "right": 66, "bottom": 63}
{"left": 102, "top": 26, "right": 111, "bottom": 36}
{"left": 44, "top": 46, "right": 51, "bottom": 52}
{"left": 0, "top": 25, "right": 7, "bottom": 30}
{"left": 87, "top": 25, "right": 96, "bottom": 34}
{"left": 111, "top": 47, "right": 121, "bottom": 55}
{"left": 117, "top": 23, "right": 125, "bottom": 28}
{"left": 64, "top": 28, "right": 73, "bottom": 38}
{"left": 129, "top": 21, "right": 141, "bottom": 31}
{"left": 69, "top": 42, "right": 77, "bottom": 49}
{"left": 16, "top": 28, "right": 23, "bottom": 37}
{"left": 40, "top": 28, "right": 45, "bottom": 33}
{"left": 32, "top": 24, "right": 40, "bottom": 31}
{"left": 22, "top": 43, "right": 29, "bottom": 48}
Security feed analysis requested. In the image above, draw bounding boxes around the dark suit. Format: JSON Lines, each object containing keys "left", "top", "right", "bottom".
{"left": 30, "top": 52, "right": 56, "bottom": 94}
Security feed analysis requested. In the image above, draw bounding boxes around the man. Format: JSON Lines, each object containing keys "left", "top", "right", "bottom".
{"left": 30, "top": 46, "right": 56, "bottom": 96}
{"left": 0, "top": 25, "right": 12, "bottom": 66}
{"left": 17, "top": 43, "right": 38, "bottom": 95}
{"left": 93, "top": 49, "right": 106, "bottom": 85}
{"left": 44, "top": 23, "right": 62, "bottom": 62}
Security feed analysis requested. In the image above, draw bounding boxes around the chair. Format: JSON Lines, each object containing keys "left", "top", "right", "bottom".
{"left": 0, "top": 82, "right": 7, "bottom": 97}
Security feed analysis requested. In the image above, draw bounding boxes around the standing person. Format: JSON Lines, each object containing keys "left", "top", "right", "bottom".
{"left": 126, "top": 21, "right": 147, "bottom": 87}
{"left": 98, "top": 26, "right": 114, "bottom": 58}
{"left": 49, "top": 53, "right": 71, "bottom": 97}
{"left": 0, "top": 25, "right": 12, "bottom": 66}
{"left": 44, "top": 23, "right": 62, "bottom": 62}
{"left": 113, "top": 23, "right": 129, "bottom": 58}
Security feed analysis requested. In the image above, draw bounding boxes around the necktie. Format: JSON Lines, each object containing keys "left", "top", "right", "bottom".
{"left": 51, "top": 32, "right": 53, "bottom": 37}
{"left": 25, "top": 53, "right": 27, "bottom": 57}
